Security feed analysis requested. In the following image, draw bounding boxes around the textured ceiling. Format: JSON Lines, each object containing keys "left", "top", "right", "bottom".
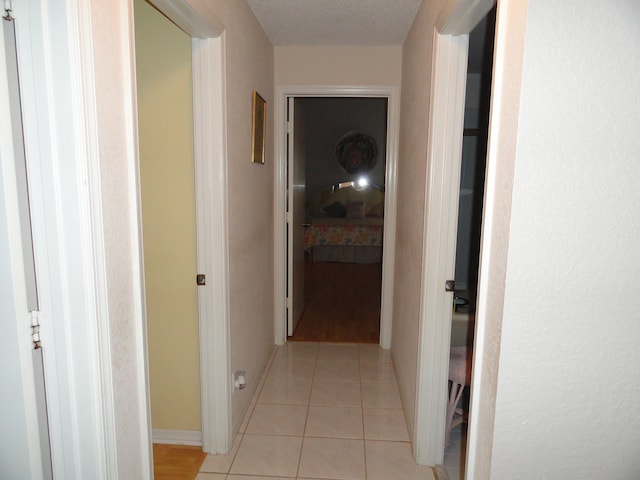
{"left": 246, "top": 0, "right": 423, "bottom": 46}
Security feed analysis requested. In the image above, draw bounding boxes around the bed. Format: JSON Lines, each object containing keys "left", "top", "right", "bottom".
{"left": 304, "top": 185, "right": 385, "bottom": 264}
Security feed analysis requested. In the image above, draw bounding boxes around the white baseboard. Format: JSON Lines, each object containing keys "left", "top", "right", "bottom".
{"left": 152, "top": 429, "right": 202, "bottom": 446}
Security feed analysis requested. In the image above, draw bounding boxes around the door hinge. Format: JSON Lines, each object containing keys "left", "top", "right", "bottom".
{"left": 196, "top": 274, "right": 206, "bottom": 286}
{"left": 445, "top": 280, "right": 455, "bottom": 292}
{"left": 30, "top": 310, "right": 42, "bottom": 349}
{"left": 4, "top": 0, "right": 13, "bottom": 20}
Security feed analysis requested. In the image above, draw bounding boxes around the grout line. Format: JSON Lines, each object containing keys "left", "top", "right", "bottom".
{"left": 358, "top": 345, "right": 369, "bottom": 479}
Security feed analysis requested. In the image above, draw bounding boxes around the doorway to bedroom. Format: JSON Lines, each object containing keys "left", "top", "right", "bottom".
{"left": 285, "top": 96, "right": 390, "bottom": 344}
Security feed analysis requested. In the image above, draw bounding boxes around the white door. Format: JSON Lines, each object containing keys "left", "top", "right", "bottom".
{"left": 287, "top": 97, "right": 306, "bottom": 336}
{"left": 0, "top": 15, "right": 51, "bottom": 478}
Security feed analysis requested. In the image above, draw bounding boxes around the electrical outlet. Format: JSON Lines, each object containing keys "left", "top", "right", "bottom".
{"left": 234, "top": 370, "right": 246, "bottom": 390}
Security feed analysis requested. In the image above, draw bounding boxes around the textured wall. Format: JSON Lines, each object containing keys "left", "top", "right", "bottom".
{"left": 89, "top": 0, "right": 152, "bottom": 475}
{"left": 275, "top": 46, "right": 402, "bottom": 87}
{"left": 206, "top": 0, "right": 276, "bottom": 434}
{"left": 134, "top": 0, "right": 201, "bottom": 431}
{"left": 487, "top": 1, "right": 640, "bottom": 477}
{"left": 393, "top": 0, "right": 447, "bottom": 444}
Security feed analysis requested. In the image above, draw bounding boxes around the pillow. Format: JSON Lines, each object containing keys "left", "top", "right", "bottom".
{"left": 368, "top": 201, "right": 385, "bottom": 218}
{"left": 323, "top": 201, "right": 347, "bottom": 218}
{"left": 346, "top": 201, "right": 366, "bottom": 219}
{"left": 321, "top": 186, "right": 384, "bottom": 209}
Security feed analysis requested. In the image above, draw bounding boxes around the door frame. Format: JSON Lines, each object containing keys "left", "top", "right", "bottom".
{"left": 274, "top": 85, "right": 400, "bottom": 348}
{"left": 147, "top": 0, "right": 232, "bottom": 454}
{"left": 414, "top": 0, "right": 495, "bottom": 466}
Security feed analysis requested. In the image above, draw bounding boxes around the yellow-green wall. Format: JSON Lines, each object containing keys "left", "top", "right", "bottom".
{"left": 134, "top": 0, "right": 200, "bottom": 432}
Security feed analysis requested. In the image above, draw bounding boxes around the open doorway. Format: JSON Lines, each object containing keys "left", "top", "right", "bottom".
{"left": 275, "top": 86, "right": 399, "bottom": 349}
{"left": 287, "top": 97, "right": 388, "bottom": 344}
{"left": 134, "top": 0, "right": 202, "bottom": 445}
{"left": 445, "top": 7, "right": 496, "bottom": 480}
{"left": 133, "top": 0, "right": 231, "bottom": 455}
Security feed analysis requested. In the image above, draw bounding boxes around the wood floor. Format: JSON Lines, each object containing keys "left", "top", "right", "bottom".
{"left": 290, "top": 258, "right": 382, "bottom": 343}
{"left": 152, "top": 444, "right": 206, "bottom": 480}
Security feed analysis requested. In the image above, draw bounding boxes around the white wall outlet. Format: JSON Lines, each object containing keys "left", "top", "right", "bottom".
{"left": 234, "top": 370, "right": 246, "bottom": 391}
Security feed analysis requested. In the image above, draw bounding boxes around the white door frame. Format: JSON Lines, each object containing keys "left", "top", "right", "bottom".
{"left": 10, "top": 1, "right": 123, "bottom": 476}
{"left": 274, "top": 85, "right": 399, "bottom": 348}
{"left": 414, "top": 0, "right": 494, "bottom": 466}
{"left": 148, "top": 0, "right": 232, "bottom": 454}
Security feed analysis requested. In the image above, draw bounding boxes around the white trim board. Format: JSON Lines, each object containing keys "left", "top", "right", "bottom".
{"left": 10, "top": 1, "right": 126, "bottom": 477}
{"left": 414, "top": 0, "right": 495, "bottom": 467}
{"left": 191, "top": 34, "right": 232, "bottom": 455}
{"left": 152, "top": 429, "right": 203, "bottom": 446}
{"left": 273, "top": 85, "right": 399, "bottom": 349}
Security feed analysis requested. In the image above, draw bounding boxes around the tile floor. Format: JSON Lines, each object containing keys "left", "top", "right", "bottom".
{"left": 196, "top": 342, "right": 439, "bottom": 480}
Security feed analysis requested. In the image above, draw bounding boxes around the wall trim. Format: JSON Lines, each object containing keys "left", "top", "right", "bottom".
{"left": 145, "top": 0, "right": 231, "bottom": 456}
{"left": 192, "top": 33, "right": 232, "bottom": 455}
{"left": 152, "top": 430, "right": 203, "bottom": 446}
{"left": 415, "top": 30, "right": 469, "bottom": 466}
{"left": 11, "top": 0, "right": 130, "bottom": 476}
{"left": 273, "top": 85, "right": 399, "bottom": 349}
{"left": 414, "top": 0, "right": 495, "bottom": 468}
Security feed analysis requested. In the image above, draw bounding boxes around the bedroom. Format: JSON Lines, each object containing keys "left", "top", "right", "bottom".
{"left": 286, "top": 96, "right": 388, "bottom": 344}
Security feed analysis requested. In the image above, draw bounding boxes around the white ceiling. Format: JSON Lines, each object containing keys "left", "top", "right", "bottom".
{"left": 246, "top": 0, "right": 423, "bottom": 46}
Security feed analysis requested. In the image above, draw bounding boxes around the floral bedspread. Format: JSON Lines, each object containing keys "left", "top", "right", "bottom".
{"left": 304, "top": 218, "right": 384, "bottom": 250}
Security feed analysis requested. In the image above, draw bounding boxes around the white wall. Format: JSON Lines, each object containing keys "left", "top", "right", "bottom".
{"left": 480, "top": 1, "right": 640, "bottom": 477}
{"left": 275, "top": 46, "right": 402, "bottom": 87}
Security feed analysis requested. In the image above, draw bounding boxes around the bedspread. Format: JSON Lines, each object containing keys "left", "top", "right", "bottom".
{"left": 304, "top": 217, "right": 384, "bottom": 250}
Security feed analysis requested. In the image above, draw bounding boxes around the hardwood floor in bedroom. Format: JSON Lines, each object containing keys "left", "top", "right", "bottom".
{"left": 153, "top": 444, "right": 206, "bottom": 480}
{"left": 290, "top": 257, "right": 382, "bottom": 343}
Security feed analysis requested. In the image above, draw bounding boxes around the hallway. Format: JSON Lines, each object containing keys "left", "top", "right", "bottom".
{"left": 196, "top": 342, "right": 436, "bottom": 479}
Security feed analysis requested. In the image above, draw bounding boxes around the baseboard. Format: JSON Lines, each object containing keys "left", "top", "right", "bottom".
{"left": 152, "top": 429, "right": 202, "bottom": 446}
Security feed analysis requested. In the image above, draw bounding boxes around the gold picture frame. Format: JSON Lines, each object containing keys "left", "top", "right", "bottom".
{"left": 251, "top": 91, "right": 266, "bottom": 164}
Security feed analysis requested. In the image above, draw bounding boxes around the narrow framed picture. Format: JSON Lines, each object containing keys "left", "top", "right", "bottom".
{"left": 251, "top": 91, "right": 266, "bottom": 164}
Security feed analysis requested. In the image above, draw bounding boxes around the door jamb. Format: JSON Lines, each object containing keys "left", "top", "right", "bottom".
{"left": 274, "top": 86, "right": 399, "bottom": 349}
{"left": 148, "top": 0, "right": 231, "bottom": 454}
{"left": 414, "top": 0, "right": 495, "bottom": 466}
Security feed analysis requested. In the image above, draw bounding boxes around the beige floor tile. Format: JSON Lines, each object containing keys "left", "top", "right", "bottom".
{"left": 314, "top": 360, "right": 360, "bottom": 382}
{"left": 363, "top": 408, "right": 410, "bottom": 441}
{"left": 258, "top": 378, "right": 312, "bottom": 405}
{"left": 268, "top": 357, "right": 316, "bottom": 380}
{"left": 305, "top": 405, "right": 363, "bottom": 439}
{"left": 317, "top": 343, "right": 359, "bottom": 363}
{"left": 359, "top": 362, "right": 397, "bottom": 383}
{"left": 310, "top": 380, "right": 362, "bottom": 407}
{"left": 199, "top": 434, "right": 242, "bottom": 473}
{"left": 275, "top": 341, "right": 319, "bottom": 361}
{"left": 246, "top": 403, "right": 308, "bottom": 436}
{"left": 361, "top": 382, "right": 402, "bottom": 409}
{"left": 298, "top": 437, "right": 366, "bottom": 480}
{"left": 238, "top": 402, "right": 255, "bottom": 433}
{"left": 365, "top": 440, "right": 435, "bottom": 480}
{"left": 195, "top": 474, "right": 226, "bottom": 480}
{"left": 358, "top": 345, "right": 392, "bottom": 364}
{"left": 227, "top": 476, "right": 292, "bottom": 480}
{"left": 229, "top": 434, "right": 302, "bottom": 478}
